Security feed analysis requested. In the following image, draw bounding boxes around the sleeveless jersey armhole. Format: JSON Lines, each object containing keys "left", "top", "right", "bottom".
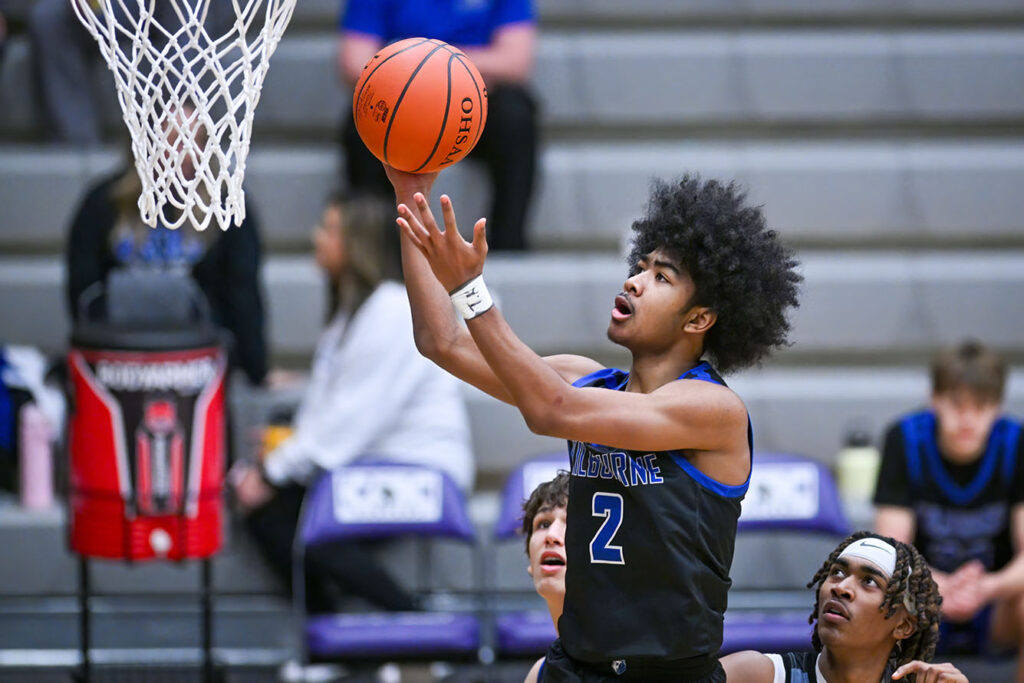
{"left": 765, "top": 654, "right": 787, "bottom": 683}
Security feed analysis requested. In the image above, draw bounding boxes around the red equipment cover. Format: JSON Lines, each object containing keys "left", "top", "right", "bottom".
{"left": 68, "top": 345, "right": 225, "bottom": 560}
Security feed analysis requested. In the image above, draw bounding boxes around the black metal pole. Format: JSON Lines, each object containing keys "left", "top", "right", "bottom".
{"left": 78, "top": 557, "right": 90, "bottom": 683}
{"left": 202, "top": 558, "right": 214, "bottom": 683}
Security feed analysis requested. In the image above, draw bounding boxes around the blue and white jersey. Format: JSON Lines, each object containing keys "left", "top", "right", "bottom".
{"left": 558, "top": 361, "right": 752, "bottom": 666}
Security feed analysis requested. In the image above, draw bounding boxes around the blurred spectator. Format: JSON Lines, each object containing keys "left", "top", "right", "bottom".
{"left": 28, "top": 0, "right": 232, "bottom": 145}
{"left": 65, "top": 106, "right": 268, "bottom": 386}
{"left": 29, "top": 0, "right": 118, "bottom": 145}
{"left": 874, "top": 340, "right": 1024, "bottom": 667}
{"left": 232, "top": 191, "right": 473, "bottom": 613}
{"left": 338, "top": 0, "right": 539, "bottom": 251}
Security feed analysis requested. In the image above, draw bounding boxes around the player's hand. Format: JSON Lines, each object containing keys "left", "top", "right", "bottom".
{"left": 892, "top": 660, "right": 968, "bottom": 682}
{"left": 941, "top": 587, "right": 984, "bottom": 622}
{"left": 397, "top": 193, "right": 488, "bottom": 293}
{"left": 383, "top": 164, "right": 440, "bottom": 199}
{"left": 950, "top": 560, "right": 985, "bottom": 585}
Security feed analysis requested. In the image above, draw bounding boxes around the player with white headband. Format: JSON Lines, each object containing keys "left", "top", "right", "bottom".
{"left": 722, "top": 532, "right": 969, "bottom": 682}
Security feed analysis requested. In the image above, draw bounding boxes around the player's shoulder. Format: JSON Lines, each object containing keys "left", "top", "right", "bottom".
{"left": 883, "top": 410, "right": 933, "bottom": 446}
{"left": 523, "top": 657, "right": 544, "bottom": 683}
{"left": 664, "top": 371, "right": 747, "bottom": 414}
{"left": 720, "top": 650, "right": 779, "bottom": 682}
{"left": 545, "top": 354, "right": 606, "bottom": 384}
{"left": 1001, "top": 413, "right": 1024, "bottom": 430}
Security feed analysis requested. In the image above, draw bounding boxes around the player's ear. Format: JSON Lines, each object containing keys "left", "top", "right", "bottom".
{"left": 684, "top": 306, "right": 717, "bottom": 334}
{"left": 892, "top": 609, "right": 916, "bottom": 642}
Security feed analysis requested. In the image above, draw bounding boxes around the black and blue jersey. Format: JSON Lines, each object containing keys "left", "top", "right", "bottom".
{"left": 558, "top": 361, "right": 752, "bottom": 670}
{"left": 874, "top": 410, "right": 1024, "bottom": 574}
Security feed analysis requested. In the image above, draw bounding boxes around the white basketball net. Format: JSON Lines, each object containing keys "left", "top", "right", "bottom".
{"left": 70, "top": 0, "right": 297, "bottom": 230}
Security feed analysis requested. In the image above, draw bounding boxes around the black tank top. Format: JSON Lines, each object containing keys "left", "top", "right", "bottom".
{"left": 558, "top": 362, "right": 752, "bottom": 666}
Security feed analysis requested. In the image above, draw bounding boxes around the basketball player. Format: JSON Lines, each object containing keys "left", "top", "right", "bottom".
{"left": 520, "top": 473, "right": 570, "bottom": 683}
{"left": 874, "top": 340, "right": 1024, "bottom": 679}
{"left": 386, "top": 166, "right": 801, "bottom": 681}
{"left": 721, "top": 532, "right": 968, "bottom": 683}
{"left": 519, "top": 496, "right": 969, "bottom": 683}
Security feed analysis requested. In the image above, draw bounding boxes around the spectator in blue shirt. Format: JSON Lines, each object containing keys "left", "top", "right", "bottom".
{"left": 337, "top": 0, "right": 539, "bottom": 251}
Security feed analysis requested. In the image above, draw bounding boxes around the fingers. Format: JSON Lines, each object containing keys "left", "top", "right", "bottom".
{"left": 397, "top": 202, "right": 428, "bottom": 234}
{"left": 396, "top": 217, "right": 431, "bottom": 257}
{"left": 893, "top": 661, "right": 927, "bottom": 680}
{"left": 414, "top": 192, "right": 442, "bottom": 235}
{"left": 472, "top": 218, "right": 488, "bottom": 257}
{"left": 440, "top": 195, "right": 461, "bottom": 241}
{"left": 893, "top": 661, "right": 966, "bottom": 683}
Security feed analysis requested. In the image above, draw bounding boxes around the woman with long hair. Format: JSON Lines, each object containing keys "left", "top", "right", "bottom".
{"left": 65, "top": 104, "right": 267, "bottom": 385}
{"left": 233, "top": 191, "right": 473, "bottom": 613}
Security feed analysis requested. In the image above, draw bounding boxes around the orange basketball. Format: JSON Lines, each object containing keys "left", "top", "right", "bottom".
{"left": 352, "top": 38, "right": 488, "bottom": 174}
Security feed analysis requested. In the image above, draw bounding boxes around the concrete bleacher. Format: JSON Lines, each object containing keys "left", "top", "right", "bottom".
{"left": 4, "top": 140, "right": 1024, "bottom": 252}
{"left": 0, "top": 0, "right": 1022, "bottom": 477}
{"left": 4, "top": 247, "right": 1024, "bottom": 474}
{"left": 1, "top": 0, "right": 1022, "bottom": 672}
{"left": 5, "top": 29, "right": 1024, "bottom": 139}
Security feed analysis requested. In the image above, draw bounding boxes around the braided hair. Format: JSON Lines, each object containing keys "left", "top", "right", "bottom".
{"left": 807, "top": 531, "right": 942, "bottom": 673}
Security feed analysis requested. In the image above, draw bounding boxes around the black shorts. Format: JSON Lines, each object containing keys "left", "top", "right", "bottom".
{"left": 540, "top": 639, "right": 726, "bottom": 683}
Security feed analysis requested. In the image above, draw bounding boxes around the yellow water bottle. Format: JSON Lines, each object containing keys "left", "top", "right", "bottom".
{"left": 836, "top": 426, "right": 880, "bottom": 529}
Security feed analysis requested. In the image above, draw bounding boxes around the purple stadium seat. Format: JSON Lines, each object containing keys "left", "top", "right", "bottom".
{"left": 494, "top": 453, "right": 568, "bottom": 540}
{"left": 722, "top": 610, "right": 814, "bottom": 654}
{"left": 724, "top": 453, "right": 850, "bottom": 654}
{"left": 737, "top": 452, "right": 850, "bottom": 536}
{"left": 306, "top": 613, "right": 481, "bottom": 658}
{"left": 295, "top": 464, "right": 480, "bottom": 661}
{"left": 495, "top": 611, "right": 558, "bottom": 656}
{"left": 493, "top": 454, "right": 568, "bottom": 656}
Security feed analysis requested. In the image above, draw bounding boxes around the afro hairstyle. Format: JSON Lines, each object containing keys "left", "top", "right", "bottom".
{"left": 627, "top": 174, "right": 801, "bottom": 373}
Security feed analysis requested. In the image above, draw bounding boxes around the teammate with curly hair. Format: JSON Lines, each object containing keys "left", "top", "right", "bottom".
{"left": 722, "top": 531, "right": 967, "bottom": 682}
{"left": 385, "top": 166, "right": 801, "bottom": 681}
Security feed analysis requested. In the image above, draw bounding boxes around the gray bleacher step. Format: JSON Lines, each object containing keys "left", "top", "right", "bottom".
{"left": 3, "top": 138, "right": 1024, "bottom": 252}
{"left": 6, "top": 0, "right": 1022, "bottom": 41}
{"left": 286, "top": 0, "right": 1024, "bottom": 31}
{"left": 267, "top": 249, "right": 1024, "bottom": 358}
{"left": 478, "top": 362, "right": 1024, "bottom": 481}
{"left": 0, "top": 510, "right": 282, "bottom": 596}
{"left": 177, "top": 29, "right": 1024, "bottom": 133}
{"left": 459, "top": 364, "right": 1024, "bottom": 478}
{"left": 0, "top": 597, "right": 294, "bottom": 651}
{"left": 4, "top": 28, "right": 1024, "bottom": 141}
{"left": 2, "top": 249, "right": 1023, "bottom": 359}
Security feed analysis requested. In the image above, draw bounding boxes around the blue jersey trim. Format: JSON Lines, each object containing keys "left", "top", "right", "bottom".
{"left": 902, "top": 411, "right": 1011, "bottom": 506}
{"left": 537, "top": 659, "right": 545, "bottom": 681}
{"left": 569, "top": 361, "right": 751, "bottom": 498}
{"left": 900, "top": 413, "right": 926, "bottom": 489}
{"left": 669, "top": 446, "right": 750, "bottom": 498}
{"left": 571, "top": 367, "right": 628, "bottom": 390}
{"left": 1001, "top": 419, "right": 1021, "bottom": 490}
{"left": 672, "top": 362, "right": 751, "bottom": 498}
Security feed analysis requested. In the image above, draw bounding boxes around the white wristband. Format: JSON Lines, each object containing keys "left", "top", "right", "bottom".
{"left": 450, "top": 274, "right": 494, "bottom": 320}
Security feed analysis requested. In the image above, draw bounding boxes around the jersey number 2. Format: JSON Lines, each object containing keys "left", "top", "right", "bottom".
{"left": 590, "top": 493, "right": 625, "bottom": 564}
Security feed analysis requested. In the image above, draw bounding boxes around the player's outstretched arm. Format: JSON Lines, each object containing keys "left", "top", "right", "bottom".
{"left": 385, "top": 167, "right": 601, "bottom": 403}
{"left": 399, "top": 192, "right": 747, "bottom": 455}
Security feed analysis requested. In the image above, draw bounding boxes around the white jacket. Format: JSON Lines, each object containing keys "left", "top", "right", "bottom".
{"left": 263, "top": 281, "right": 474, "bottom": 491}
